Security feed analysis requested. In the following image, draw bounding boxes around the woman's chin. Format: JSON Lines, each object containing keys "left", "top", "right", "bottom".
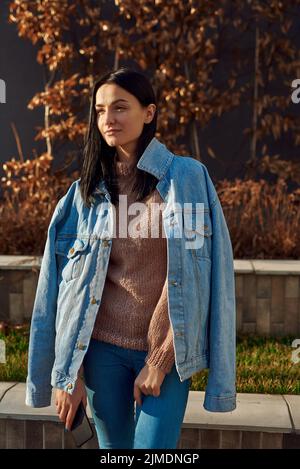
{"left": 105, "top": 133, "right": 123, "bottom": 144}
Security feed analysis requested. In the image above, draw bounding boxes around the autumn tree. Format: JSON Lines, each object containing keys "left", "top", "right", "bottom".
{"left": 7, "top": 0, "right": 300, "bottom": 172}
{"left": 1, "top": 0, "right": 299, "bottom": 257}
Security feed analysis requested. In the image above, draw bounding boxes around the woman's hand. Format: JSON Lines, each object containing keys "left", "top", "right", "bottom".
{"left": 133, "top": 363, "right": 166, "bottom": 406}
{"left": 55, "top": 376, "right": 87, "bottom": 431}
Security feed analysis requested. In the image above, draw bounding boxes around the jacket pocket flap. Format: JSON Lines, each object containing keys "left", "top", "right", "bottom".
{"left": 183, "top": 210, "right": 213, "bottom": 237}
{"left": 55, "top": 237, "right": 89, "bottom": 258}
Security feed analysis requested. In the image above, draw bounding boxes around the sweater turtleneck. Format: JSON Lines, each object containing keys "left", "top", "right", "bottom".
{"left": 115, "top": 159, "right": 137, "bottom": 177}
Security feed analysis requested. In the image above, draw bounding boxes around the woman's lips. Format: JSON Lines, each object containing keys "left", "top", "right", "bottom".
{"left": 106, "top": 130, "right": 121, "bottom": 134}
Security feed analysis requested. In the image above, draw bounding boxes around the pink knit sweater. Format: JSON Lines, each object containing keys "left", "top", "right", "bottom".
{"left": 91, "top": 158, "right": 175, "bottom": 374}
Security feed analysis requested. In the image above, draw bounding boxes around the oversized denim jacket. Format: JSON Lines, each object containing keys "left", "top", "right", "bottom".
{"left": 25, "top": 136, "right": 236, "bottom": 412}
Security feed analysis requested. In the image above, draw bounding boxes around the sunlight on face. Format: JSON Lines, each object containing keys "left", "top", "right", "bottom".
{"left": 95, "top": 83, "right": 155, "bottom": 149}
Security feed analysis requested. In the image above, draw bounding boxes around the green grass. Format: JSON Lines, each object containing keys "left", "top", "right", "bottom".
{"left": 191, "top": 334, "right": 300, "bottom": 394}
{"left": 0, "top": 326, "right": 299, "bottom": 394}
{"left": 0, "top": 325, "right": 30, "bottom": 382}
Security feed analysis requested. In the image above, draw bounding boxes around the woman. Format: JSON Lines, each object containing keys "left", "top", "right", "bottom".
{"left": 26, "top": 67, "right": 236, "bottom": 449}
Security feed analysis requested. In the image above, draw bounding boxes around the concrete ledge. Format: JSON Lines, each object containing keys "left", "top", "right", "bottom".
{"left": 1, "top": 256, "right": 300, "bottom": 275}
{"left": 0, "top": 255, "right": 41, "bottom": 270}
{"left": 234, "top": 259, "right": 300, "bottom": 275}
{"left": 185, "top": 391, "right": 295, "bottom": 433}
{"left": 0, "top": 383, "right": 299, "bottom": 434}
{"left": 0, "top": 382, "right": 95, "bottom": 422}
{"left": 1, "top": 382, "right": 300, "bottom": 449}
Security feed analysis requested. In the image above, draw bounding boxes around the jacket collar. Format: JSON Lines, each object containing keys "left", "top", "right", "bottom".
{"left": 136, "top": 136, "right": 173, "bottom": 179}
{"left": 95, "top": 136, "right": 174, "bottom": 197}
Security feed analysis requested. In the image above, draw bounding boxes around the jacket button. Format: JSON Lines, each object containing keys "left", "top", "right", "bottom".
{"left": 171, "top": 280, "right": 178, "bottom": 286}
{"left": 69, "top": 247, "right": 75, "bottom": 254}
{"left": 66, "top": 383, "right": 73, "bottom": 390}
{"left": 91, "top": 296, "right": 97, "bottom": 304}
{"left": 77, "top": 342, "right": 86, "bottom": 350}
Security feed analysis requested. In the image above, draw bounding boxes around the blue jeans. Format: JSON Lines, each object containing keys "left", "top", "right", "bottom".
{"left": 82, "top": 338, "right": 191, "bottom": 449}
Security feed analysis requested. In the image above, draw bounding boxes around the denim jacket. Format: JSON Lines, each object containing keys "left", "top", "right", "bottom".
{"left": 25, "top": 136, "right": 236, "bottom": 412}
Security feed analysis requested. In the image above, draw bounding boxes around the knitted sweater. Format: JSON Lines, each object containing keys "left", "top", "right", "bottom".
{"left": 91, "top": 158, "right": 175, "bottom": 374}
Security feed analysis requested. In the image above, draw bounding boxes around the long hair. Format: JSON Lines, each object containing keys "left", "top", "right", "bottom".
{"left": 79, "top": 67, "right": 159, "bottom": 208}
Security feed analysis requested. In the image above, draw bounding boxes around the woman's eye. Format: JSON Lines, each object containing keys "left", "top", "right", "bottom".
{"left": 97, "top": 107, "right": 125, "bottom": 114}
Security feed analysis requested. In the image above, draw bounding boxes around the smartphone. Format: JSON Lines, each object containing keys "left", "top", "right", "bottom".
{"left": 70, "top": 401, "right": 94, "bottom": 448}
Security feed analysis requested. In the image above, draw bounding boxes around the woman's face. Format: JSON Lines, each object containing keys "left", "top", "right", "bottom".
{"left": 95, "top": 83, "right": 156, "bottom": 152}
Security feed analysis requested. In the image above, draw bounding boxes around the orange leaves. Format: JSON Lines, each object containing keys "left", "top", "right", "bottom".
{"left": 28, "top": 74, "right": 82, "bottom": 114}
{"left": 37, "top": 43, "right": 75, "bottom": 69}
{"left": 34, "top": 117, "right": 87, "bottom": 141}
{"left": 9, "top": 1, "right": 76, "bottom": 45}
{"left": 1, "top": 153, "right": 53, "bottom": 190}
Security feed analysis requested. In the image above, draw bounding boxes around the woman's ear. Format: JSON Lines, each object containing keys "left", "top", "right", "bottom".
{"left": 145, "top": 104, "right": 156, "bottom": 124}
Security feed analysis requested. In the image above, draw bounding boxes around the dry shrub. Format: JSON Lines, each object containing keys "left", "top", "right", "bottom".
{"left": 0, "top": 153, "right": 78, "bottom": 255}
{"left": 1, "top": 157, "right": 299, "bottom": 259}
{"left": 217, "top": 178, "right": 300, "bottom": 259}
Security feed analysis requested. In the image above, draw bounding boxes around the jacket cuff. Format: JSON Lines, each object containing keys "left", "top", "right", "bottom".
{"left": 25, "top": 388, "right": 53, "bottom": 408}
{"left": 203, "top": 393, "right": 236, "bottom": 412}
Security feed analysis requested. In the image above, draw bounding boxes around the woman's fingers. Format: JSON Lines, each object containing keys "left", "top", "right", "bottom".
{"left": 133, "top": 383, "right": 143, "bottom": 406}
{"left": 65, "top": 405, "right": 78, "bottom": 431}
{"left": 59, "top": 405, "right": 69, "bottom": 427}
{"left": 55, "top": 385, "right": 88, "bottom": 430}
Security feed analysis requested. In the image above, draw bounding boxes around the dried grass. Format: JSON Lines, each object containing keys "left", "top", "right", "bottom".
{"left": 217, "top": 178, "right": 300, "bottom": 259}
{"left": 0, "top": 153, "right": 78, "bottom": 255}
{"left": 0, "top": 155, "right": 299, "bottom": 258}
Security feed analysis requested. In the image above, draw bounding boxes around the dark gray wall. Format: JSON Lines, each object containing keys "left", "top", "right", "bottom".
{"left": 0, "top": 0, "right": 45, "bottom": 193}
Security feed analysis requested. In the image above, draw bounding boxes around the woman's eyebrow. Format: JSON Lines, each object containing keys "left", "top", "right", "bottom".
{"left": 95, "top": 99, "right": 128, "bottom": 108}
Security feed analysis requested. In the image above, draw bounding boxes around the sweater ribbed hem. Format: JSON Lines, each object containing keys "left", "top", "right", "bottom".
{"left": 91, "top": 329, "right": 148, "bottom": 351}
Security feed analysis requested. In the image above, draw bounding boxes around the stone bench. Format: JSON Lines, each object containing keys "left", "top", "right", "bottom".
{"left": 0, "top": 382, "right": 299, "bottom": 449}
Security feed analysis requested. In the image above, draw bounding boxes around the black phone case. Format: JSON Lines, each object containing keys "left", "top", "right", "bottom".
{"left": 70, "top": 401, "right": 94, "bottom": 448}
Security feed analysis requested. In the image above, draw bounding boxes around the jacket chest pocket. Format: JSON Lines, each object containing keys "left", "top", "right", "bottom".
{"left": 183, "top": 209, "right": 213, "bottom": 260}
{"left": 55, "top": 237, "right": 90, "bottom": 283}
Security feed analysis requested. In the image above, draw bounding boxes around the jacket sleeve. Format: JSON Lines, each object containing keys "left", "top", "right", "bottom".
{"left": 25, "top": 196, "right": 66, "bottom": 408}
{"left": 202, "top": 166, "right": 237, "bottom": 412}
